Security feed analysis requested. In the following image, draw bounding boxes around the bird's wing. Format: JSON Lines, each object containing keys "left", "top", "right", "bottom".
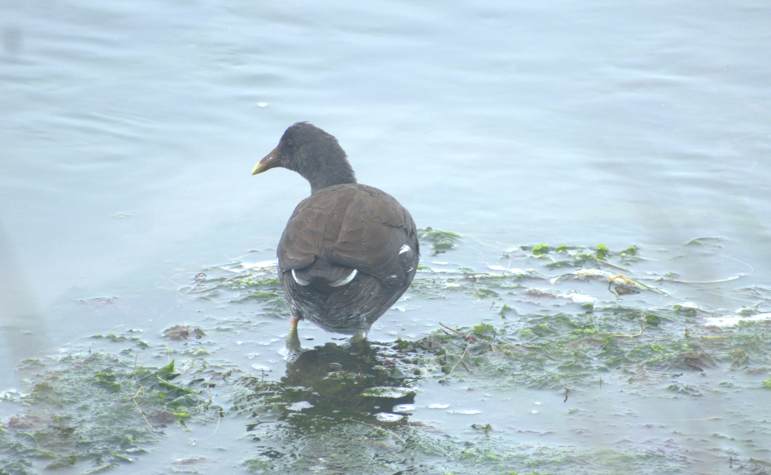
{"left": 277, "top": 185, "right": 417, "bottom": 284}
{"left": 326, "top": 185, "right": 417, "bottom": 282}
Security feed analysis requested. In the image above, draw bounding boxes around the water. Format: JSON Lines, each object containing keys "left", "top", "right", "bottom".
{"left": 2, "top": 0, "right": 771, "bottom": 473}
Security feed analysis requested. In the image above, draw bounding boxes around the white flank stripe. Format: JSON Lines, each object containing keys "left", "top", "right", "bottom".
{"left": 329, "top": 269, "right": 358, "bottom": 287}
{"left": 398, "top": 244, "right": 411, "bottom": 255}
{"left": 291, "top": 269, "right": 311, "bottom": 286}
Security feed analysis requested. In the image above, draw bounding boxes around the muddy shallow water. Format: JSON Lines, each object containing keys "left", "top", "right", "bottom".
{"left": 3, "top": 236, "right": 770, "bottom": 474}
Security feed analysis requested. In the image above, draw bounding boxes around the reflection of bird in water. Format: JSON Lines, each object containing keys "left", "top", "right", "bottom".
{"left": 238, "top": 339, "right": 416, "bottom": 420}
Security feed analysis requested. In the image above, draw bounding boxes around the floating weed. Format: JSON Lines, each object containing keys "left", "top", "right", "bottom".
{"left": 237, "top": 404, "right": 694, "bottom": 474}
{"left": 529, "top": 243, "right": 552, "bottom": 256}
{"left": 90, "top": 333, "right": 150, "bottom": 349}
{"left": 418, "top": 227, "right": 463, "bottom": 255}
{"left": 202, "top": 238, "right": 771, "bottom": 474}
{"left": 228, "top": 276, "right": 282, "bottom": 302}
{"left": 223, "top": 237, "right": 769, "bottom": 473}
{"left": 392, "top": 306, "right": 770, "bottom": 391}
{"left": 524, "top": 243, "right": 643, "bottom": 271}
{"left": 181, "top": 262, "right": 290, "bottom": 317}
{"left": 5, "top": 234, "right": 768, "bottom": 474}
{"left": 619, "top": 245, "right": 640, "bottom": 263}
{"left": 163, "top": 324, "right": 206, "bottom": 340}
{"left": 1, "top": 354, "right": 220, "bottom": 474}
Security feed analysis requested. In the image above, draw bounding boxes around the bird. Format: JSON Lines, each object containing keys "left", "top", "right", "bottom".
{"left": 252, "top": 122, "right": 419, "bottom": 349}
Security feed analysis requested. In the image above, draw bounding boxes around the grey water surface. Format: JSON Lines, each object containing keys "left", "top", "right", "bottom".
{"left": 2, "top": 0, "right": 771, "bottom": 474}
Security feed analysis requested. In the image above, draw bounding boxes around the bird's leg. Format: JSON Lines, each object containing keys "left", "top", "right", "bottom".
{"left": 349, "top": 332, "right": 366, "bottom": 344}
{"left": 286, "top": 317, "right": 302, "bottom": 351}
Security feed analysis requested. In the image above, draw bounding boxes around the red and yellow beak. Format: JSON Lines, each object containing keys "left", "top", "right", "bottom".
{"left": 251, "top": 146, "right": 280, "bottom": 175}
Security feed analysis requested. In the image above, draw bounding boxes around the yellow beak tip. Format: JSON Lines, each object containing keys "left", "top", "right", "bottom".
{"left": 253, "top": 147, "right": 279, "bottom": 175}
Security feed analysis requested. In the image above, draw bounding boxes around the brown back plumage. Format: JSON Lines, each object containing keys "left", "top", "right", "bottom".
{"left": 279, "top": 184, "right": 418, "bottom": 286}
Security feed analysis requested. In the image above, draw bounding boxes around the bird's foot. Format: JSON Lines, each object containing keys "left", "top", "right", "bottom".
{"left": 349, "top": 332, "right": 367, "bottom": 344}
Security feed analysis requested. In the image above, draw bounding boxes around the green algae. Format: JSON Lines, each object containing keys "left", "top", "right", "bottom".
{"left": 0, "top": 355, "right": 220, "bottom": 474}
{"left": 3, "top": 230, "right": 770, "bottom": 474}
{"left": 418, "top": 228, "right": 463, "bottom": 255}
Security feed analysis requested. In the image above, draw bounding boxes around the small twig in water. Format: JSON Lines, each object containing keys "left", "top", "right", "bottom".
{"left": 612, "top": 319, "right": 643, "bottom": 338}
{"left": 202, "top": 407, "right": 222, "bottom": 440}
{"left": 596, "top": 258, "right": 633, "bottom": 273}
{"left": 731, "top": 350, "right": 748, "bottom": 367}
{"left": 130, "top": 387, "right": 154, "bottom": 429}
{"left": 461, "top": 360, "right": 472, "bottom": 373}
{"left": 447, "top": 344, "right": 472, "bottom": 377}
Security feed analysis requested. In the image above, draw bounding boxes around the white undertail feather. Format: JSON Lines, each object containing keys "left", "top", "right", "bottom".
{"left": 292, "top": 269, "right": 311, "bottom": 286}
{"left": 329, "top": 269, "right": 358, "bottom": 287}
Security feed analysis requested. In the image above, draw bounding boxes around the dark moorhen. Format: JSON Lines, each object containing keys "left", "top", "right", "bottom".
{"left": 252, "top": 122, "right": 419, "bottom": 348}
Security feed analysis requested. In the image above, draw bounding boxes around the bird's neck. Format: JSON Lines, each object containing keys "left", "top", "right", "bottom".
{"left": 307, "top": 153, "right": 357, "bottom": 194}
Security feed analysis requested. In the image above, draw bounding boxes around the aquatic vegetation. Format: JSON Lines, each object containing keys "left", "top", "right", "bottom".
{"left": 3, "top": 231, "right": 770, "bottom": 474}
{"left": 1, "top": 355, "right": 220, "bottom": 474}
{"left": 418, "top": 227, "right": 463, "bottom": 255}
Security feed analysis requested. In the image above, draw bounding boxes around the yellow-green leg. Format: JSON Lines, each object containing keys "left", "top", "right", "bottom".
{"left": 286, "top": 317, "right": 301, "bottom": 351}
